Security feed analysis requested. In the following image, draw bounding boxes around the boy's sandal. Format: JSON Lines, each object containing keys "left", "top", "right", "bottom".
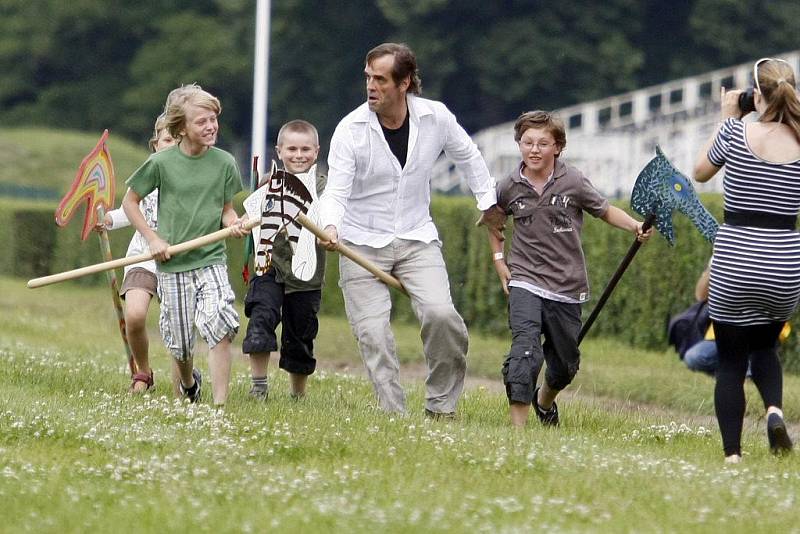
{"left": 129, "top": 369, "right": 154, "bottom": 393}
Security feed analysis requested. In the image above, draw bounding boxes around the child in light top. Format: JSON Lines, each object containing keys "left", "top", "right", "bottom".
{"left": 98, "top": 114, "right": 175, "bottom": 393}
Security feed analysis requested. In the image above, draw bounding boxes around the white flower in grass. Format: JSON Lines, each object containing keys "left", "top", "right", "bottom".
{"left": 2, "top": 466, "right": 17, "bottom": 479}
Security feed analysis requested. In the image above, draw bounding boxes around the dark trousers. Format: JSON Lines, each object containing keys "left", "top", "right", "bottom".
{"left": 713, "top": 321, "right": 784, "bottom": 456}
{"left": 503, "top": 287, "right": 582, "bottom": 404}
{"left": 242, "top": 270, "right": 321, "bottom": 375}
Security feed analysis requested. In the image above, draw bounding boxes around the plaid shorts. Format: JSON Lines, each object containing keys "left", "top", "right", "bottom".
{"left": 157, "top": 264, "right": 239, "bottom": 361}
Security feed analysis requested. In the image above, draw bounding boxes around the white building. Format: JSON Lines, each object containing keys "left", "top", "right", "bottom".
{"left": 433, "top": 51, "right": 800, "bottom": 198}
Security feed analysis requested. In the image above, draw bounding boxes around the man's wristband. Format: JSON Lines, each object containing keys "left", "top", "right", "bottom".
{"left": 493, "top": 252, "right": 504, "bottom": 261}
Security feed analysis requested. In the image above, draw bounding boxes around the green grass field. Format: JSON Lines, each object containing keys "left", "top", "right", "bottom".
{"left": 2, "top": 275, "right": 799, "bottom": 532}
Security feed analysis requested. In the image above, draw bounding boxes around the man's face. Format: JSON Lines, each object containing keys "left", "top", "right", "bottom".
{"left": 181, "top": 104, "right": 218, "bottom": 150}
{"left": 365, "top": 54, "right": 408, "bottom": 115}
{"left": 277, "top": 130, "right": 319, "bottom": 174}
{"left": 517, "top": 127, "right": 560, "bottom": 174}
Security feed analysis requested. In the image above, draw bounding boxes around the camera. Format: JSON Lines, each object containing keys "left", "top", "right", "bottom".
{"left": 738, "top": 87, "right": 756, "bottom": 116}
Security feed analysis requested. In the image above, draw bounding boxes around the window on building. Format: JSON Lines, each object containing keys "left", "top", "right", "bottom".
{"left": 619, "top": 101, "right": 633, "bottom": 117}
{"left": 648, "top": 94, "right": 662, "bottom": 112}
{"left": 699, "top": 81, "right": 712, "bottom": 99}
{"left": 670, "top": 88, "right": 683, "bottom": 104}
{"left": 598, "top": 107, "right": 612, "bottom": 126}
{"left": 569, "top": 113, "right": 582, "bottom": 129}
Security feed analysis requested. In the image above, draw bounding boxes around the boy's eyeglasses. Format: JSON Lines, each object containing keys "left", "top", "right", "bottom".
{"left": 752, "top": 57, "right": 793, "bottom": 93}
{"left": 519, "top": 140, "right": 555, "bottom": 151}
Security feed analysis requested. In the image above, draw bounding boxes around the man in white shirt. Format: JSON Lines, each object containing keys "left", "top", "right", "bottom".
{"left": 318, "top": 42, "right": 504, "bottom": 416}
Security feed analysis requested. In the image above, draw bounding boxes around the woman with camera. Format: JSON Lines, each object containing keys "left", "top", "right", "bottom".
{"left": 694, "top": 57, "right": 800, "bottom": 463}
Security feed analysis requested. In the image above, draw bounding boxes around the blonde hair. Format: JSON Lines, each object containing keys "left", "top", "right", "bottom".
{"left": 163, "top": 83, "right": 222, "bottom": 141}
{"left": 276, "top": 119, "right": 319, "bottom": 146}
{"left": 148, "top": 113, "right": 168, "bottom": 152}
{"left": 756, "top": 59, "right": 800, "bottom": 142}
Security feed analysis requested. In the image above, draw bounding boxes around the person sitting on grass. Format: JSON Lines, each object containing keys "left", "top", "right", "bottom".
{"left": 481, "top": 110, "right": 652, "bottom": 428}
{"left": 670, "top": 263, "right": 791, "bottom": 377}
{"left": 122, "top": 83, "right": 248, "bottom": 407}
{"left": 243, "top": 119, "right": 327, "bottom": 401}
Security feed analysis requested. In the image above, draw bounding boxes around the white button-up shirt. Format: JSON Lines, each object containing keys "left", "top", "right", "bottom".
{"left": 319, "top": 95, "right": 497, "bottom": 247}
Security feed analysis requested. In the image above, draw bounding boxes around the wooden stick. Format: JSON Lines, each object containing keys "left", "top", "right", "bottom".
{"left": 577, "top": 213, "right": 656, "bottom": 344}
{"left": 28, "top": 214, "right": 406, "bottom": 295}
{"left": 96, "top": 206, "right": 135, "bottom": 375}
{"left": 28, "top": 218, "right": 262, "bottom": 289}
{"left": 295, "top": 213, "right": 407, "bottom": 295}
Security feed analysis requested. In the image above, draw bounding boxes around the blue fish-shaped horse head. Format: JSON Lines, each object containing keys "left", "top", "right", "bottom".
{"left": 630, "top": 146, "right": 718, "bottom": 246}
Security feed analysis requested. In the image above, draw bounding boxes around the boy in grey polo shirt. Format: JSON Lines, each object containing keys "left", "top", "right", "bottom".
{"left": 481, "top": 110, "right": 652, "bottom": 428}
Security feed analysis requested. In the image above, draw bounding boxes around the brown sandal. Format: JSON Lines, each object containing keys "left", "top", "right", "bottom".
{"left": 129, "top": 369, "right": 154, "bottom": 393}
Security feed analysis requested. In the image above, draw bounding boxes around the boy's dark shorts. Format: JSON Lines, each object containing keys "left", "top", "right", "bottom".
{"left": 242, "top": 269, "right": 321, "bottom": 375}
{"left": 242, "top": 271, "right": 282, "bottom": 355}
{"left": 502, "top": 287, "right": 582, "bottom": 404}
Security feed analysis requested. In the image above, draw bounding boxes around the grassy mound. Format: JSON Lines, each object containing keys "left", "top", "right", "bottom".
{"left": 0, "top": 127, "right": 149, "bottom": 201}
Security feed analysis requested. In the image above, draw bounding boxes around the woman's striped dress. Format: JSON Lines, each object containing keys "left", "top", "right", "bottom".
{"left": 708, "top": 118, "right": 800, "bottom": 326}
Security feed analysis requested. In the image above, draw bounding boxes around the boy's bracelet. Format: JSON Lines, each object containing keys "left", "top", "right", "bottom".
{"left": 493, "top": 252, "right": 504, "bottom": 261}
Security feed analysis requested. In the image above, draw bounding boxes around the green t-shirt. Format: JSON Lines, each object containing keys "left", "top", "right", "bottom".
{"left": 126, "top": 146, "right": 243, "bottom": 273}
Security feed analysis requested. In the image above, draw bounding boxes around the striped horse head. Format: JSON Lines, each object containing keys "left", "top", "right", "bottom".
{"left": 254, "top": 161, "right": 314, "bottom": 275}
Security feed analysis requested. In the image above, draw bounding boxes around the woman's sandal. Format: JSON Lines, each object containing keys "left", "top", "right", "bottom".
{"left": 129, "top": 369, "right": 154, "bottom": 393}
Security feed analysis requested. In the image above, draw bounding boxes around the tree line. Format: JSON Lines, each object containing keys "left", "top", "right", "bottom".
{"left": 2, "top": 0, "right": 798, "bottom": 158}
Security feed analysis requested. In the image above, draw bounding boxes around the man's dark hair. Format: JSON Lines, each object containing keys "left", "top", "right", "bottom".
{"left": 365, "top": 42, "right": 422, "bottom": 95}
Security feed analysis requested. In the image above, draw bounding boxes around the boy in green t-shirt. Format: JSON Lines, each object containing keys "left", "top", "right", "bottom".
{"left": 123, "top": 83, "right": 248, "bottom": 407}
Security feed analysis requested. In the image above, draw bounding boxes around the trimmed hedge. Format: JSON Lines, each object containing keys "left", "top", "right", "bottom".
{"left": 2, "top": 199, "right": 133, "bottom": 284}
{"left": 4, "top": 194, "right": 800, "bottom": 372}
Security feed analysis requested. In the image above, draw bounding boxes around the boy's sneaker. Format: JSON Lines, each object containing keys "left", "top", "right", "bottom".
{"left": 249, "top": 376, "right": 269, "bottom": 401}
{"left": 180, "top": 368, "right": 203, "bottom": 403}
{"left": 767, "top": 413, "right": 793, "bottom": 454}
{"left": 248, "top": 385, "right": 269, "bottom": 401}
{"left": 532, "top": 387, "right": 559, "bottom": 427}
{"left": 424, "top": 408, "right": 456, "bottom": 421}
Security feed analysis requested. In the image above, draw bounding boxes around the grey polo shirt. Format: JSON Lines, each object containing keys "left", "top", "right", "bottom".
{"left": 497, "top": 159, "right": 609, "bottom": 302}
